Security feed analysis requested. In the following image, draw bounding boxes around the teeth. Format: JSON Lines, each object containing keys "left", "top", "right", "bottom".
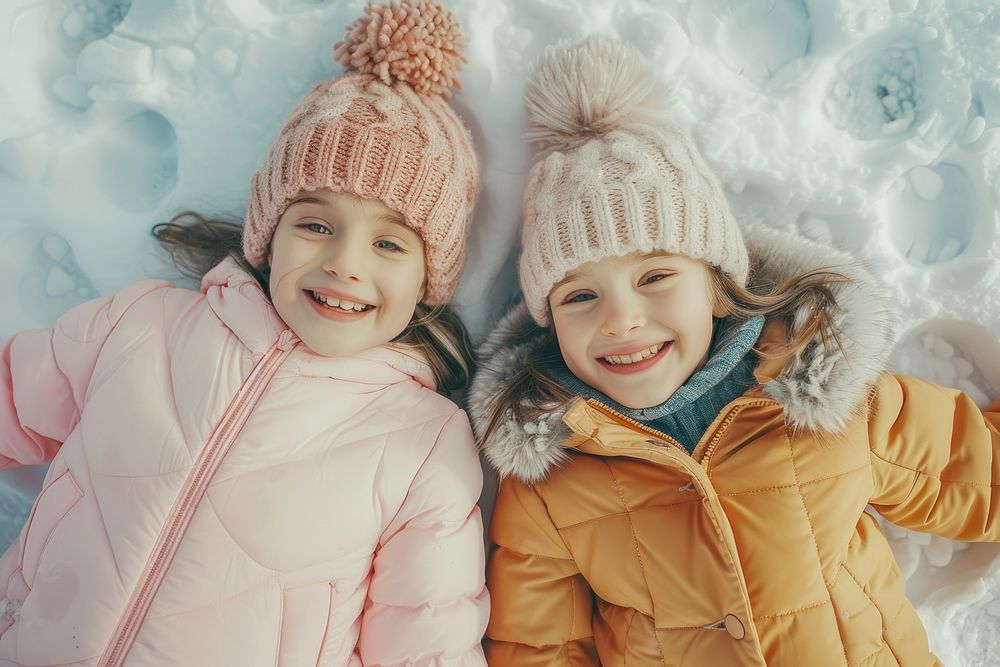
{"left": 311, "top": 291, "right": 369, "bottom": 312}
{"left": 603, "top": 342, "right": 666, "bottom": 365}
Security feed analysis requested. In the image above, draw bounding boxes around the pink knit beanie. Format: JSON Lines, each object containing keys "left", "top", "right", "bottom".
{"left": 242, "top": 0, "right": 479, "bottom": 304}
{"left": 519, "top": 36, "right": 749, "bottom": 325}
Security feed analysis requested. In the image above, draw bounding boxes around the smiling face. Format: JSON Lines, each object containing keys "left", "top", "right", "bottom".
{"left": 267, "top": 189, "right": 426, "bottom": 357}
{"left": 548, "top": 252, "right": 723, "bottom": 409}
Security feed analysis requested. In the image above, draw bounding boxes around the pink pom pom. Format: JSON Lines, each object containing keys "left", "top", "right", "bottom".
{"left": 333, "top": 1, "right": 467, "bottom": 98}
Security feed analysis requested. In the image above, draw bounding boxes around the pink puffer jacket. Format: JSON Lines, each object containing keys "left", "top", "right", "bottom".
{"left": 0, "top": 259, "right": 489, "bottom": 666}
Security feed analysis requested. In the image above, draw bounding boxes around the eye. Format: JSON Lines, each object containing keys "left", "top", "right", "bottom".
{"left": 374, "top": 239, "right": 405, "bottom": 252}
{"left": 640, "top": 271, "right": 671, "bottom": 286}
{"left": 562, "top": 291, "right": 595, "bottom": 304}
{"left": 302, "top": 222, "right": 332, "bottom": 235}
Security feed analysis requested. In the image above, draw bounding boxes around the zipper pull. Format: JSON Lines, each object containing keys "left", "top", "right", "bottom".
{"left": 276, "top": 329, "right": 298, "bottom": 351}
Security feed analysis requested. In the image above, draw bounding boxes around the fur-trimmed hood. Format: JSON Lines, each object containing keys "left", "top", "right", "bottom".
{"left": 469, "top": 225, "right": 897, "bottom": 485}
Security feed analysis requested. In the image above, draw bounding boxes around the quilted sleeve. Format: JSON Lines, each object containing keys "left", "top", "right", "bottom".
{"left": 0, "top": 280, "right": 170, "bottom": 468}
{"left": 358, "top": 409, "right": 489, "bottom": 665}
{"left": 868, "top": 372, "right": 1000, "bottom": 541}
{"left": 486, "top": 476, "right": 599, "bottom": 665}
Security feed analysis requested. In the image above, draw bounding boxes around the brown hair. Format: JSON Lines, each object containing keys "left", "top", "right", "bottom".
{"left": 153, "top": 213, "right": 474, "bottom": 394}
{"left": 478, "top": 264, "right": 850, "bottom": 446}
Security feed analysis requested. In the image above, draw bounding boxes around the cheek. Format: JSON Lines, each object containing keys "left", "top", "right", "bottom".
{"left": 382, "top": 262, "right": 425, "bottom": 316}
{"left": 551, "top": 319, "right": 586, "bottom": 368}
{"left": 269, "top": 268, "right": 290, "bottom": 293}
{"left": 269, "top": 242, "right": 316, "bottom": 286}
{"left": 399, "top": 262, "right": 426, "bottom": 301}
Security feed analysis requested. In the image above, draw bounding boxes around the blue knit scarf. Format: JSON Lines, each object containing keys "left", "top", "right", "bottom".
{"left": 551, "top": 315, "right": 765, "bottom": 453}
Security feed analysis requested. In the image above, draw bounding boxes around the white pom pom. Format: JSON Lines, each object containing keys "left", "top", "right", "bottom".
{"left": 524, "top": 35, "right": 669, "bottom": 154}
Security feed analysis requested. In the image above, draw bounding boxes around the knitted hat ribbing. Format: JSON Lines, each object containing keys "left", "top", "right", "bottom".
{"left": 519, "top": 36, "right": 748, "bottom": 324}
{"left": 243, "top": 0, "right": 479, "bottom": 304}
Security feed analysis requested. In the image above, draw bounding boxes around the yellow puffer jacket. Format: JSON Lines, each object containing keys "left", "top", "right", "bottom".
{"left": 469, "top": 227, "right": 1000, "bottom": 666}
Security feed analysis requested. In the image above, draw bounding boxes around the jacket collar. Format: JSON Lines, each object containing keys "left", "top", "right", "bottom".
{"left": 200, "top": 258, "right": 436, "bottom": 388}
{"left": 468, "top": 225, "right": 896, "bottom": 485}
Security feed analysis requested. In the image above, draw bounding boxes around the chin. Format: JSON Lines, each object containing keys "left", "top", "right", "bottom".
{"left": 607, "top": 386, "right": 679, "bottom": 410}
{"left": 617, "top": 396, "right": 666, "bottom": 410}
{"left": 302, "top": 339, "right": 363, "bottom": 358}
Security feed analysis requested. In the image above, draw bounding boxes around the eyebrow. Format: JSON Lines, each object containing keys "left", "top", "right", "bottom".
{"left": 372, "top": 213, "right": 411, "bottom": 232}
{"left": 286, "top": 196, "right": 409, "bottom": 230}
{"left": 286, "top": 195, "right": 328, "bottom": 208}
{"left": 552, "top": 252, "right": 684, "bottom": 289}
{"left": 553, "top": 270, "right": 584, "bottom": 290}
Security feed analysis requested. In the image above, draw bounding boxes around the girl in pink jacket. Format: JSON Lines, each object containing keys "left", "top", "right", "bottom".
{"left": 0, "top": 2, "right": 488, "bottom": 665}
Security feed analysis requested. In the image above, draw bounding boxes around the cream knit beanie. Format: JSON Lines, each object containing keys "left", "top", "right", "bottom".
{"left": 519, "top": 36, "right": 749, "bottom": 324}
{"left": 243, "top": 0, "right": 479, "bottom": 305}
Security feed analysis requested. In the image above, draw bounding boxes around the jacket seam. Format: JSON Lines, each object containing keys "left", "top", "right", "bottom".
{"left": 604, "top": 462, "right": 668, "bottom": 667}
{"left": 798, "top": 463, "right": 871, "bottom": 489}
{"left": 145, "top": 579, "right": 278, "bottom": 622}
{"left": 569, "top": 569, "right": 579, "bottom": 657}
{"left": 870, "top": 449, "right": 1000, "bottom": 488}
{"left": 844, "top": 562, "right": 906, "bottom": 631}
{"left": 714, "top": 463, "right": 870, "bottom": 499}
{"left": 313, "top": 582, "right": 336, "bottom": 667}
{"left": 43, "top": 334, "right": 83, "bottom": 425}
{"left": 657, "top": 596, "right": 826, "bottom": 629}
{"left": 16, "top": 470, "right": 65, "bottom": 577}
{"left": 4, "top": 566, "right": 21, "bottom": 598}
{"left": 19, "top": 471, "right": 83, "bottom": 585}
{"left": 785, "top": 430, "right": 851, "bottom": 667}
{"left": 854, "top": 644, "right": 885, "bottom": 666}
{"left": 556, "top": 501, "right": 700, "bottom": 531}
{"left": 830, "top": 563, "right": 844, "bottom": 588}
{"left": 841, "top": 563, "right": 907, "bottom": 666}
{"left": 55, "top": 281, "right": 169, "bottom": 345}
{"left": 200, "top": 492, "right": 284, "bottom": 573}
{"left": 492, "top": 543, "right": 576, "bottom": 562}
{"left": 274, "top": 585, "right": 284, "bottom": 667}
{"left": 77, "top": 441, "right": 128, "bottom": 592}
{"left": 880, "top": 611, "right": 905, "bottom": 666}
{"left": 750, "top": 598, "right": 829, "bottom": 621}
{"left": 622, "top": 608, "right": 638, "bottom": 666}
{"left": 375, "top": 413, "right": 451, "bottom": 546}
{"left": 160, "top": 294, "right": 186, "bottom": 439}
{"left": 0, "top": 655, "right": 101, "bottom": 666}
{"left": 535, "top": 484, "right": 590, "bottom": 562}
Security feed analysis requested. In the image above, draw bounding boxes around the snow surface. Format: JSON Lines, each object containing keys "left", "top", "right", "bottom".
{"left": 1, "top": 0, "right": 999, "bottom": 662}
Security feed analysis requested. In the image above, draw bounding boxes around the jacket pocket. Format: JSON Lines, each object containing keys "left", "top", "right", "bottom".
{"left": 277, "top": 581, "right": 336, "bottom": 666}
{"left": 17, "top": 469, "right": 83, "bottom": 587}
{"left": 829, "top": 565, "right": 885, "bottom": 666}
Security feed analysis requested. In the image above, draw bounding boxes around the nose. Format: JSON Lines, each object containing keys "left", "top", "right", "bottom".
{"left": 321, "top": 237, "right": 365, "bottom": 282}
{"left": 599, "top": 296, "right": 645, "bottom": 337}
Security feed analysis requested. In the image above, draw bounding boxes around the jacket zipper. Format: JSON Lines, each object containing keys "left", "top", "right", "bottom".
{"left": 585, "top": 397, "right": 772, "bottom": 468}
{"left": 98, "top": 333, "right": 297, "bottom": 666}
{"left": 700, "top": 406, "right": 745, "bottom": 468}
{"left": 584, "top": 399, "right": 686, "bottom": 452}
{"left": 590, "top": 396, "right": 769, "bottom": 663}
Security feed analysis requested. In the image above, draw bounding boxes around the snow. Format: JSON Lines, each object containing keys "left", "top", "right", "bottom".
{"left": 2, "top": 0, "right": 999, "bottom": 662}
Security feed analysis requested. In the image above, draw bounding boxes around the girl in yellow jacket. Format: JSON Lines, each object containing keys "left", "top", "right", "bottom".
{"left": 470, "top": 36, "right": 1000, "bottom": 666}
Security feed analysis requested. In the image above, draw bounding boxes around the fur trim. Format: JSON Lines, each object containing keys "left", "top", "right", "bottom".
{"left": 469, "top": 227, "right": 897, "bottom": 484}
{"left": 743, "top": 225, "right": 896, "bottom": 433}
{"left": 467, "top": 302, "right": 573, "bottom": 486}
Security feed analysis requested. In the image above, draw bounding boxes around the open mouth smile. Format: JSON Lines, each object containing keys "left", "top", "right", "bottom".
{"left": 596, "top": 341, "right": 673, "bottom": 374}
{"left": 305, "top": 290, "right": 375, "bottom": 319}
